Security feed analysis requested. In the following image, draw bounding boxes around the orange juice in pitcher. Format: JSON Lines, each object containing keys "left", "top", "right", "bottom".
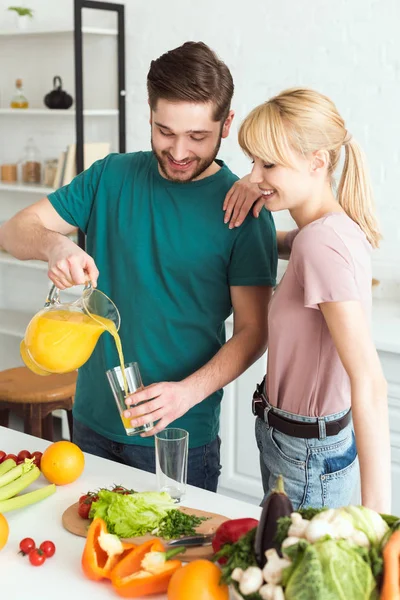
{"left": 21, "top": 284, "right": 126, "bottom": 386}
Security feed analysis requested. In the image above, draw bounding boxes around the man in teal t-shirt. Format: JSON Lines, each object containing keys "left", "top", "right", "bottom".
{"left": 0, "top": 42, "right": 277, "bottom": 492}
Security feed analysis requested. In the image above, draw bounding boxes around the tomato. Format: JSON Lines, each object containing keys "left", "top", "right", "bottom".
{"left": 31, "top": 451, "right": 42, "bottom": 468}
{"left": 0, "top": 451, "right": 6, "bottom": 464}
{"left": 29, "top": 548, "right": 46, "bottom": 567}
{"left": 4, "top": 454, "right": 18, "bottom": 463}
{"left": 19, "top": 538, "right": 36, "bottom": 555}
{"left": 112, "top": 485, "right": 133, "bottom": 495}
{"left": 40, "top": 540, "right": 55, "bottom": 558}
{"left": 78, "top": 502, "right": 92, "bottom": 519}
{"left": 78, "top": 494, "right": 98, "bottom": 519}
{"left": 17, "top": 450, "right": 31, "bottom": 462}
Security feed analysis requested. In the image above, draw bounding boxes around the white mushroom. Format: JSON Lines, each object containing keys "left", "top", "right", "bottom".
{"left": 259, "top": 583, "right": 285, "bottom": 600}
{"left": 231, "top": 567, "right": 244, "bottom": 582}
{"left": 281, "top": 536, "right": 301, "bottom": 553}
{"left": 288, "top": 512, "right": 309, "bottom": 538}
{"left": 238, "top": 566, "right": 264, "bottom": 596}
{"left": 262, "top": 549, "right": 292, "bottom": 585}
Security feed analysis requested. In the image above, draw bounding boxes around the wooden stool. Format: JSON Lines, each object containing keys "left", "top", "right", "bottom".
{"left": 0, "top": 367, "right": 77, "bottom": 441}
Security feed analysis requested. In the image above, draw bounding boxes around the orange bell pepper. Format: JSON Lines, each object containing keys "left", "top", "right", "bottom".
{"left": 81, "top": 517, "right": 136, "bottom": 581}
{"left": 111, "top": 539, "right": 183, "bottom": 598}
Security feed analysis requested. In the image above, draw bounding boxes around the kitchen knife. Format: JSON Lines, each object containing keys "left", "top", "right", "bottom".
{"left": 166, "top": 533, "right": 214, "bottom": 547}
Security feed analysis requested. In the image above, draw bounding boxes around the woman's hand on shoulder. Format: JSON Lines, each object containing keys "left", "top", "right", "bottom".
{"left": 223, "top": 174, "right": 266, "bottom": 228}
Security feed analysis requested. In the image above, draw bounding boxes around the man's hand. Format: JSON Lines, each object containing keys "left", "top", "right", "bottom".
{"left": 47, "top": 238, "right": 99, "bottom": 289}
{"left": 124, "top": 381, "right": 199, "bottom": 436}
{"left": 223, "top": 173, "right": 264, "bottom": 228}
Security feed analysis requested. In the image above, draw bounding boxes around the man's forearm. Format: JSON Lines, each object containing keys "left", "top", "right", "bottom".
{"left": 0, "top": 212, "right": 62, "bottom": 261}
{"left": 352, "top": 378, "right": 391, "bottom": 513}
{"left": 182, "top": 325, "right": 267, "bottom": 405}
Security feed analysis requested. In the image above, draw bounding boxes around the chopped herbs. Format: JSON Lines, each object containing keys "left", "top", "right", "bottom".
{"left": 154, "top": 510, "right": 209, "bottom": 540}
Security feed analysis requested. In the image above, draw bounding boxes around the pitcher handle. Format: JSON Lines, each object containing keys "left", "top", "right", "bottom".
{"left": 44, "top": 282, "right": 92, "bottom": 307}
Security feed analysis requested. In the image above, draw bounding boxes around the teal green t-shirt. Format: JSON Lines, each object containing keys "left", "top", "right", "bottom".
{"left": 48, "top": 152, "right": 277, "bottom": 447}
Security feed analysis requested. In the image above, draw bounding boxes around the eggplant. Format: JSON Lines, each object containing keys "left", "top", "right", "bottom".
{"left": 254, "top": 475, "right": 293, "bottom": 567}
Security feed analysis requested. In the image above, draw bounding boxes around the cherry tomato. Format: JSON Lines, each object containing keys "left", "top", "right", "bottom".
{"left": 17, "top": 450, "right": 31, "bottom": 462}
{"left": 0, "top": 451, "right": 6, "bottom": 464}
{"left": 113, "top": 485, "right": 133, "bottom": 495}
{"left": 39, "top": 541, "right": 55, "bottom": 558}
{"left": 31, "top": 451, "right": 42, "bottom": 468}
{"left": 78, "top": 494, "right": 98, "bottom": 519}
{"left": 4, "top": 454, "right": 18, "bottom": 463}
{"left": 29, "top": 548, "right": 46, "bottom": 567}
{"left": 19, "top": 538, "right": 36, "bottom": 555}
{"left": 78, "top": 502, "right": 92, "bottom": 519}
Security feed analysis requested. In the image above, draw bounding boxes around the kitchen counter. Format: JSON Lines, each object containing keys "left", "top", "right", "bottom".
{"left": 0, "top": 426, "right": 260, "bottom": 600}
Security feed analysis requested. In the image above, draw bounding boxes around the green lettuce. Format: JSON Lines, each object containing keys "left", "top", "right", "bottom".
{"left": 90, "top": 489, "right": 176, "bottom": 538}
{"left": 283, "top": 539, "right": 379, "bottom": 600}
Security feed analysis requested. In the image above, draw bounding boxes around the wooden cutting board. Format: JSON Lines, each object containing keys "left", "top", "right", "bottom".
{"left": 62, "top": 502, "right": 229, "bottom": 561}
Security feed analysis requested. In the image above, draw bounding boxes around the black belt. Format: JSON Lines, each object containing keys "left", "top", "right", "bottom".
{"left": 252, "top": 379, "right": 352, "bottom": 439}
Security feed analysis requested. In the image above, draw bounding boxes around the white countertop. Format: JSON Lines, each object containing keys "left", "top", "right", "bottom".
{"left": 0, "top": 427, "right": 260, "bottom": 600}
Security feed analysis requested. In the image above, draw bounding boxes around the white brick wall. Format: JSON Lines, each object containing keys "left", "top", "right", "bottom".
{"left": 1, "top": 0, "right": 399, "bottom": 287}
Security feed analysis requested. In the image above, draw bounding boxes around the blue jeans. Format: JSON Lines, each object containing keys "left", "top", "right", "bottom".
{"left": 73, "top": 418, "right": 222, "bottom": 492}
{"left": 255, "top": 401, "right": 359, "bottom": 509}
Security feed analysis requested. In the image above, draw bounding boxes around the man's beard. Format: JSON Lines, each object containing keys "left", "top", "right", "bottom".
{"left": 151, "top": 133, "right": 222, "bottom": 183}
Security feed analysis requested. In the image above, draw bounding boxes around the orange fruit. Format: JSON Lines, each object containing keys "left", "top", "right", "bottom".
{"left": 0, "top": 513, "right": 9, "bottom": 551}
{"left": 167, "top": 559, "right": 229, "bottom": 600}
{"left": 40, "top": 441, "right": 85, "bottom": 485}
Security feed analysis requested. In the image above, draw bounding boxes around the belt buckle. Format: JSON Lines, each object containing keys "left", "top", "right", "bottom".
{"left": 252, "top": 396, "right": 263, "bottom": 416}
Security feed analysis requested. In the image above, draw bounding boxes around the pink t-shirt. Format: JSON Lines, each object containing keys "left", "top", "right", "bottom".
{"left": 266, "top": 212, "right": 372, "bottom": 417}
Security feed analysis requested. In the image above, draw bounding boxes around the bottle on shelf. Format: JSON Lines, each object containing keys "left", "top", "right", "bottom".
{"left": 20, "top": 137, "right": 41, "bottom": 184}
{"left": 10, "top": 79, "right": 29, "bottom": 109}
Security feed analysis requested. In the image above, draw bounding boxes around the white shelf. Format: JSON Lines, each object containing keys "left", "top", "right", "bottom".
{"left": 0, "top": 182, "right": 54, "bottom": 194}
{"left": 0, "top": 253, "right": 47, "bottom": 271}
{"left": 0, "top": 308, "right": 33, "bottom": 337}
{"left": 0, "top": 26, "right": 118, "bottom": 38}
{"left": 0, "top": 108, "right": 118, "bottom": 116}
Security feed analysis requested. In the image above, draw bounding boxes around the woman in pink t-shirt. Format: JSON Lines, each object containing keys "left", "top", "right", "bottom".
{"left": 224, "top": 88, "right": 390, "bottom": 513}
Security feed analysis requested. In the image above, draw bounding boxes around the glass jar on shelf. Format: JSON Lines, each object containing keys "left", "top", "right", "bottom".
{"left": 10, "top": 78, "right": 29, "bottom": 109}
{"left": 20, "top": 137, "right": 42, "bottom": 184}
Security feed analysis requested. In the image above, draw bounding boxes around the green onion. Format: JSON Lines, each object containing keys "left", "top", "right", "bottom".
{"left": 0, "top": 459, "right": 17, "bottom": 478}
{"left": 0, "top": 465, "right": 40, "bottom": 501}
{"left": 0, "top": 483, "right": 56, "bottom": 513}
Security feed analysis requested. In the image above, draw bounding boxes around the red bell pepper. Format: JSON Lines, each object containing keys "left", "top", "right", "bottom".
{"left": 212, "top": 518, "right": 259, "bottom": 564}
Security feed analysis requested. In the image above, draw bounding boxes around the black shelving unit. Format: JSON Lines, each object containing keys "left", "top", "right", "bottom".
{"left": 73, "top": 0, "right": 126, "bottom": 249}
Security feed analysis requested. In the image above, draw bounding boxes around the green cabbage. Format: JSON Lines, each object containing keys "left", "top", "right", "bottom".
{"left": 283, "top": 539, "right": 379, "bottom": 600}
{"left": 340, "top": 506, "right": 389, "bottom": 546}
{"left": 89, "top": 489, "right": 176, "bottom": 538}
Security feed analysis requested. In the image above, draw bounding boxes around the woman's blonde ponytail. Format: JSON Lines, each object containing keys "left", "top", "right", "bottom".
{"left": 337, "top": 138, "right": 381, "bottom": 248}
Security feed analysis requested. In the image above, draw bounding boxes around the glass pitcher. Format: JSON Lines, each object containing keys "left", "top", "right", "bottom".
{"left": 20, "top": 283, "right": 120, "bottom": 376}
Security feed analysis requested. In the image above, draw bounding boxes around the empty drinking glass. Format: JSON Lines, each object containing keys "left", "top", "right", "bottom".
{"left": 155, "top": 428, "right": 189, "bottom": 502}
